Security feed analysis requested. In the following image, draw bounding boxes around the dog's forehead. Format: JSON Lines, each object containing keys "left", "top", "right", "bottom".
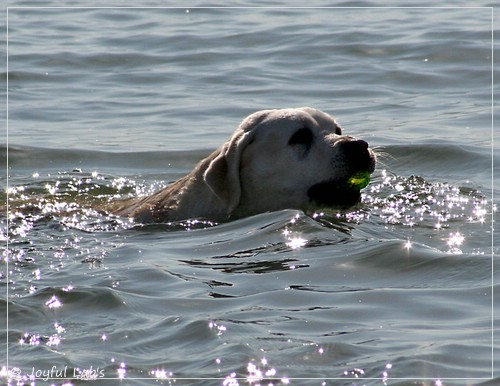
{"left": 256, "top": 108, "right": 339, "bottom": 135}
{"left": 265, "top": 111, "right": 312, "bottom": 128}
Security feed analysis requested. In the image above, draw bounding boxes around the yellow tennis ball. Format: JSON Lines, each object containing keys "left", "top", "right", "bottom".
{"left": 347, "top": 171, "right": 371, "bottom": 190}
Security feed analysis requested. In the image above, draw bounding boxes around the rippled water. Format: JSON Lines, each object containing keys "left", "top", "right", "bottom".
{"left": 2, "top": 3, "right": 498, "bottom": 386}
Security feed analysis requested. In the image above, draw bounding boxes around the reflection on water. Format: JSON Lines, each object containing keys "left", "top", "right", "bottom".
{"left": 366, "top": 170, "right": 488, "bottom": 229}
{"left": 3, "top": 3, "right": 496, "bottom": 384}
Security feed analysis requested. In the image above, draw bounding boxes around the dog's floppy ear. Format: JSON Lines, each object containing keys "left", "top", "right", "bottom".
{"left": 203, "top": 110, "right": 269, "bottom": 214}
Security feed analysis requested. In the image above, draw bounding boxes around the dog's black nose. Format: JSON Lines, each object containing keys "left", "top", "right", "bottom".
{"left": 342, "top": 139, "right": 369, "bottom": 152}
{"left": 341, "top": 139, "right": 375, "bottom": 171}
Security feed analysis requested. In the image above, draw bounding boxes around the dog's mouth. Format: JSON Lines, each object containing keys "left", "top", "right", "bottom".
{"left": 307, "top": 170, "right": 373, "bottom": 208}
{"left": 308, "top": 180, "right": 361, "bottom": 208}
{"left": 308, "top": 138, "right": 376, "bottom": 209}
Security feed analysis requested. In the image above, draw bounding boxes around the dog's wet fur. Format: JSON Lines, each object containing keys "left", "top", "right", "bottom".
{"left": 109, "top": 107, "right": 376, "bottom": 222}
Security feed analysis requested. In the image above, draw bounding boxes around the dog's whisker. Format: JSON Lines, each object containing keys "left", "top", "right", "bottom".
{"left": 371, "top": 147, "right": 393, "bottom": 161}
{"left": 375, "top": 160, "right": 390, "bottom": 171}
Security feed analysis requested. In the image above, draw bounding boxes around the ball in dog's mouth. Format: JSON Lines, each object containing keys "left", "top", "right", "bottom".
{"left": 347, "top": 171, "right": 371, "bottom": 190}
{"left": 307, "top": 170, "right": 372, "bottom": 208}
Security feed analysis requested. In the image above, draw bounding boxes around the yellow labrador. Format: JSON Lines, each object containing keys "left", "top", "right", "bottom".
{"left": 110, "top": 107, "right": 376, "bottom": 222}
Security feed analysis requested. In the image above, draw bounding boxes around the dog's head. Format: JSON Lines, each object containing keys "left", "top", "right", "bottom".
{"left": 204, "top": 107, "right": 376, "bottom": 218}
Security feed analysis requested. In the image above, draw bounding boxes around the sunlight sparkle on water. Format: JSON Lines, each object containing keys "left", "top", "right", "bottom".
{"left": 223, "top": 372, "right": 239, "bottom": 386}
{"left": 265, "top": 367, "right": 276, "bottom": 377}
{"left": 151, "top": 368, "right": 173, "bottom": 380}
{"left": 244, "top": 359, "right": 287, "bottom": 385}
{"left": 382, "top": 363, "right": 392, "bottom": 385}
{"left": 247, "top": 362, "right": 263, "bottom": 384}
{"left": 286, "top": 236, "right": 307, "bottom": 249}
{"left": 473, "top": 204, "right": 487, "bottom": 223}
{"left": 447, "top": 231, "right": 464, "bottom": 253}
{"left": 54, "top": 322, "right": 65, "bottom": 334}
{"left": 283, "top": 227, "right": 307, "bottom": 249}
{"left": 45, "top": 181, "right": 60, "bottom": 195}
{"left": 46, "top": 335, "right": 61, "bottom": 347}
{"left": 365, "top": 174, "right": 488, "bottom": 238}
{"left": 19, "top": 332, "right": 41, "bottom": 346}
{"left": 343, "top": 368, "right": 365, "bottom": 378}
{"left": 117, "top": 362, "right": 126, "bottom": 379}
{"left": 209, "top": 321, "right": 227, "bottom": 336}
{"left": 45, "top": 295, "right": 62, "bottom": 309}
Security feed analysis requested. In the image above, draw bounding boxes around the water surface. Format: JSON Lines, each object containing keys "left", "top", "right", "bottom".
{"left": 3, "top": 4, "right": 498, "bottom": 385}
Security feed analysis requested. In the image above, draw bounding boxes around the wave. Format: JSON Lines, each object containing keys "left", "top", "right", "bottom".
{"left": 2, "top": 144, "right": 212, "bottom": 172}
{"left": 3, "top": 142, "right": 493, "bottom": 171}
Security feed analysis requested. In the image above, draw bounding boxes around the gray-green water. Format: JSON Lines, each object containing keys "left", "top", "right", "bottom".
{"left": 3, "top": 3, "right": 498, "bottom": 385}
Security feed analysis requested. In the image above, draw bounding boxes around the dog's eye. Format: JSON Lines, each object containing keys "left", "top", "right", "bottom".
{"left": 288, "top": 128, "right": 314, "bottom": 148}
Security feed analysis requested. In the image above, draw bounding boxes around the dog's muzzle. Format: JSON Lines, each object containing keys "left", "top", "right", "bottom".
{"left": 307, "top": 139, "right": 376, "bottom": 208}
